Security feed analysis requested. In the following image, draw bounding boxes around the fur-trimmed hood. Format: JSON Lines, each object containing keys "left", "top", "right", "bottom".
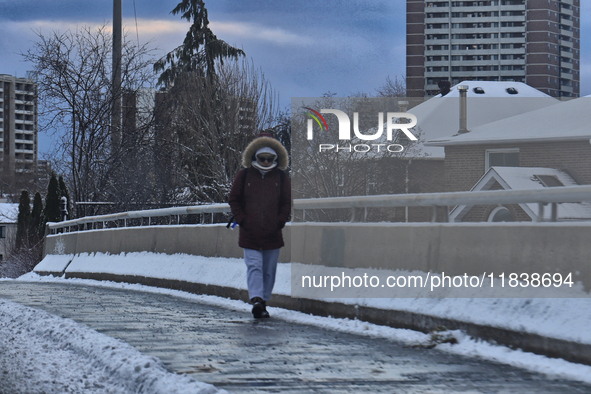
{"left": 242, "top": 137, "right": 289, "bottom": 170}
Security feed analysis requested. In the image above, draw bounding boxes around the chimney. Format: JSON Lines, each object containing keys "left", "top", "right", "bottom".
{"left": 397, "top": 100, "right": 409, "bottom": 112}
{"left": 457, "top": 85, "right": 469, "bottom": 134}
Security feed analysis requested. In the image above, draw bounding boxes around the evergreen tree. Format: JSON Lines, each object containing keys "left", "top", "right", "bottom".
{"left": 31, "top": 192, "right": 44, "bottom": 240}
{"left": 44, "top": 172, "right": 61, "bottom": 223}
{"left": 16, "top": 190, "right": 31, "bottom": 249}
{"left": 153, "top": 0, "right": 245, "bottom": 86}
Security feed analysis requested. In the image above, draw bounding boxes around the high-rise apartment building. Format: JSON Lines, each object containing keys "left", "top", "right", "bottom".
{"left": 0, "top": 74, "right": 38, "bottom": 193}
{"left": 407, "top": 0, "right": 580, "bottom": 97}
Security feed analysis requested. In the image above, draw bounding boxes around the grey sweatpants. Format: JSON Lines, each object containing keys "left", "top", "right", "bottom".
{"left": 244, "top": 248, "right": 280, "bottom": 302}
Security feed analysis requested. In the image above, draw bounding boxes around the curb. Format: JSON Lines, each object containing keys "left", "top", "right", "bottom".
{"left": 65, "top": 271, "right": 591, "bottom": 367}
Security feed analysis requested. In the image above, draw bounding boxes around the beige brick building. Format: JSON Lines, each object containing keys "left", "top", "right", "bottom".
{"left": 407, "top": 0, "right": 581, "bottom": 97}
{"left": 426, "top": 96, "right": 591, "bottom": 221}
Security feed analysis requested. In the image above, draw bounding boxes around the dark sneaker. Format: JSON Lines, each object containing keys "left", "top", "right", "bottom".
{"left": 260, "top": 301, "right": 270, "bottom": 318}
{"left": 251, "top": 297, "right": 265, "bottom": 318}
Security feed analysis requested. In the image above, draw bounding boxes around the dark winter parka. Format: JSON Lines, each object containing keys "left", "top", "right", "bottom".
{"left": 228, "top": 136, "right": 291, "bottom": 250}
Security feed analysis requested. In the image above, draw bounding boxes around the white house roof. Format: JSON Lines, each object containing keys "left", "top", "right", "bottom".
{"left": 430, "top": 81, "right": 553, "bottom": 99}
{"left": 449, "top": 167, "right": 591, "bottom": 222}
{"left": 426, "top": 96, "right": 591, "bottom": 146}
{"left": 0, "top": 203, "right": 18, "bottom": 224}
{"left": 409, "top": 81, "right": 558, "bottom": 157}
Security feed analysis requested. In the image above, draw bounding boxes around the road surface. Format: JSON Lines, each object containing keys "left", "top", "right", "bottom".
{"left": 1, "top": 281, "right": 589, "bottom": 393}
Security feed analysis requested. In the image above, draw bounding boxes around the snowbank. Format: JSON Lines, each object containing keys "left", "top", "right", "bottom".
{"left": 0, "top": 299, "right": 226, "bottom": 394}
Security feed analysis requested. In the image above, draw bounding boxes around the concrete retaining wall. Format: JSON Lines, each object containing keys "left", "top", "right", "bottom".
{"left": 290, "top": 222, "right": 591, "bottom": 289}
{"left": 45, "top": 222, "right": 591, "bottom": 289}
{"left": 43, "top": 225, "right": 291, "bottom": 263}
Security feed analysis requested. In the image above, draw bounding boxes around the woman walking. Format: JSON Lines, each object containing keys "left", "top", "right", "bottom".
{"left": 228, "top": 133, "right": 291, "bottom": 318}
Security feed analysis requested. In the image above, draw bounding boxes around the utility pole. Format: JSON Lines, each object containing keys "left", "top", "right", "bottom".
{"left": 112, "top": 0, "right": 122, "bottom": 148}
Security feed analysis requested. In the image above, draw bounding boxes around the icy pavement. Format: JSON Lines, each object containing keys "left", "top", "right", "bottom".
{"left": 1, "top": 279, "right": 591, "bottom": 393}
{"left": 45, "top": 251, "right": 591, "bottom": 345}
{"left": 0, "top": 298, "right": 224, "bottom": 394}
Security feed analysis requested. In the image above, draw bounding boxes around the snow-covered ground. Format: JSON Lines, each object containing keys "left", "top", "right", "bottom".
{"left": 3, "top": 267, "right": 591, "bottom": 388}
{"left": 2, "top": 251, "right": 591, "bottom": 390}
{"left": 0, "top": 297, "right": 226, "bottom": 394}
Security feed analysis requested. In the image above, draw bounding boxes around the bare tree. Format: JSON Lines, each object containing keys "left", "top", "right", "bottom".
{"left": 158, "top": 58, "right": 279, "bottom": 204}
{"left": 23, "top": 25, "right": 158, "bottom": 217}
{"left": 375, "top": 75, "right": 407, "bottom": 97}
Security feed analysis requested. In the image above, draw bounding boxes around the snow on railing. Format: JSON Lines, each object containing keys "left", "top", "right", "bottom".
{"left": 46, "top": 203, "right": 231, "bottom": 234}
{"left": 46, "top": 185, "right": 591, "bottom": 234}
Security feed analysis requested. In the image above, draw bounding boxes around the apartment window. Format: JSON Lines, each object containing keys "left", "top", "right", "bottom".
{"left": 0, "top": 226, "right": 6, "bottom": 238}
{"left": 486, "top": 149, "right": 519, "bottom": 170}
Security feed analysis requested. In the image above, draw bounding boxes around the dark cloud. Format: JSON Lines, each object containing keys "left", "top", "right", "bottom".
{"left": 212, "top": 0, "right": 403, "bottom": 40}
{"left": 0, "top": 0, "right": 588, "bottom": 100}
{"left": 0, "top": 0, "right": 176, "bottom": 22}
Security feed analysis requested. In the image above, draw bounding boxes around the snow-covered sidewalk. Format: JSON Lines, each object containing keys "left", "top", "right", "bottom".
{"left": 5, "top": 271, "right": 591, "bottom": 387}
{"left": 4, "top": 250, "right": 591, "bottom": 390}
{"left": 39, "top": 251, "right": 591, "bottom": 345}
{"left": 0, "top": 298, "right": 226, "bottom": 394}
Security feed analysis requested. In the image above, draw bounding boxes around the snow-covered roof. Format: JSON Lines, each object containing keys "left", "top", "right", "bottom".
{"left": 409, "top": 81, "right": 558, "bottom": 157}
{"left": 0, "top": 203, "right": 18, "bottom": 224}
{"left": 427, "top": 96, "right": 591, "bottom": 146}
{"left": 450, "top": 167, "right": 591, "bottom": 222}
{"left": 431, "top": 81, "right": 553, "bottom": 99}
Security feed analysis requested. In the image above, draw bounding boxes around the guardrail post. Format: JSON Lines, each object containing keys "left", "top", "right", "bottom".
{"left": 443, "top": 206, "right": 449, "bottom": 222}
{"left": 431, "top": 206, "right": 438, "bottom": 223}
{"left": 350, "top": 208, "right": 356, "bottom": 222}
{"left": 551, "top": 202, "right": 558, "bottom": 222}
{"left": 537, "top": 203, "right": 544, "bottom": 222}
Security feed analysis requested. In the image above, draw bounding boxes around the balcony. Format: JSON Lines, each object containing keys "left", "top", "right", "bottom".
{"left": 561, "top": 72, "right": 574, "bottom": 80}
{"left": 15, "top": 89, "right": 34, "bottom": 95}
{"left": 424, "top": 71, "right": 452, "bottom": 78}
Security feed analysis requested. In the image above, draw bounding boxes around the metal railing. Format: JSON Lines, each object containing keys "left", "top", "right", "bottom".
{"left": 46, "top": 185, "right": 591, "bottom": 234}
{"left": 47, "top": 204, "right": 231, "bottom": 234}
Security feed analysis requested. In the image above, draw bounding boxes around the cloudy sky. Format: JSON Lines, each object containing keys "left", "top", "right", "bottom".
{"left": 0, "top": 0, "right": 406, "bottom": 104}
{"left": 0, "top": 0, "right": 590, "bottom": 153}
